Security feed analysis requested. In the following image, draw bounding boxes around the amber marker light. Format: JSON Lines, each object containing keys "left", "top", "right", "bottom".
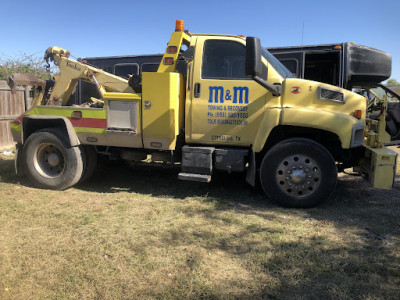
{"left": 334, "top": 45, "right": 342, "bottom": 49}
{"left": 167, "top": 46, "right": 178, "bottom": 54}
{"left": 354, "top": 110, "right": 362, "bottom": 119}
{"left": 175, "top": 20, "right": 184, "bottom": 32}
{"left": 164, "top": 57, "right": 174, "bottom": 65}
{"left": 72, "top": 111, "right": 82, "bottom": 119}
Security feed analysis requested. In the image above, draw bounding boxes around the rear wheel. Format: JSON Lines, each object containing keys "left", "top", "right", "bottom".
{"left": 22, "top": 128, "right": 84, "bottom": 190}
{"left": 79, "top": 145, "right": 98, "bottom": 183}
{"left": 260, "top": 138, "right": 337, "bottom": 208}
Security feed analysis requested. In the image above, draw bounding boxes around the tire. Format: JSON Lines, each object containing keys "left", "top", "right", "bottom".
{"left": 260, "top": 138, "right": 337, "bottom": 208}
{"left": 79, "top": 145, "right": 98, "bottom": 183}
{"left": 22, "top": 128, "right": 84, "bottom": 190}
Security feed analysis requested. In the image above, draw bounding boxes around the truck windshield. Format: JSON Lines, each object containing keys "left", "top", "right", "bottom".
{"left": 261, "top": 48, "right": 293, "bottom": 78}
{"left": 371, "top": 85, "right": 400, "bottom": 103}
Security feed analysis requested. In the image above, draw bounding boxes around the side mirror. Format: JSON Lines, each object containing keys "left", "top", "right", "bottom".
{"left": 245, "top": 36, "right": 281, "bottom": 96}
{"left": 246, "top": 37, "right": 262, "bottom": 77}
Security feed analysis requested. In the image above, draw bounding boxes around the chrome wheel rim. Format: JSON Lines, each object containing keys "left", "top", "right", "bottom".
{"left": 33, "top": 143, "right": 65, "bottom": 179}
{"left": 276, "top": 154, "right": 321, "bottom": 197}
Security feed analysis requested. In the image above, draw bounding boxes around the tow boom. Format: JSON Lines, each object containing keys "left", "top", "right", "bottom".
{"left": 9, "top": 46, "right": 135, "bottom": 106}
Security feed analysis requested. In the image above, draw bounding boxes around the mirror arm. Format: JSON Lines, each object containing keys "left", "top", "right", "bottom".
{"left": 253, "top": 75, "right": 281, "bottom": 96}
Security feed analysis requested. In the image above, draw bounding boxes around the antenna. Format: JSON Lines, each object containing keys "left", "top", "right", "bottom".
{"left": 301, "top": 21, "right": 305, "bottom": 45}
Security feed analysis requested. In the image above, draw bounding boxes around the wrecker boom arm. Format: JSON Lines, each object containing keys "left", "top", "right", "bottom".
{"left": 9, "top": 25, "right": 192, "bottom": 107}
{"left": 8, "top": 47, "right": 135, "bottom": 106}
{"left": 44, "top": 46, "right": 135, "bottom": 105}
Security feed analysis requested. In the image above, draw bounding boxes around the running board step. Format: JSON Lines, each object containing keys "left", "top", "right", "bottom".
{"left": 178, "top": 172, "right": 211, "bottom": 183}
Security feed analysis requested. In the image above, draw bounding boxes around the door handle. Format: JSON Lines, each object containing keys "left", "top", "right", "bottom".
{"left": 194, "top": 83, "right": 201, "bottom": 98}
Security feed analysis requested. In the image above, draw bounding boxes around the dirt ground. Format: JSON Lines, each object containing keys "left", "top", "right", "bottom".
{"left": 0, "top": 147, "right": 399, "bottom": 299}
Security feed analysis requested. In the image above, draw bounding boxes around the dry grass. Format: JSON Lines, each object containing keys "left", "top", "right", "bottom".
{"left": 0, "top": 148, "right": 399, "bottom": 299}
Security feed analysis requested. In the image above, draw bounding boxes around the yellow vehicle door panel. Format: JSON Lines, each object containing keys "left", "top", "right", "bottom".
{"left": 187, "top": 36, "right": 267, "bottom": 146}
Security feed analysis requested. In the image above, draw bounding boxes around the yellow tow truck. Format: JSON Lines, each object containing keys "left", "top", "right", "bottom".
{"left": 9, "top": 20, "right": 398, "bottom": 207}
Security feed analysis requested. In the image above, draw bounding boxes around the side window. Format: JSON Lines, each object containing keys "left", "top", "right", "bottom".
{"left": 113, "top": 63, "right": 139, "bottom": 79}
{"left": 202, "top": 40, "right": 247, "bottom": 80}
{"left": 141, "top": 63, "right": 160, "bottom": 73}
{"left": 279, "top": 59, "right": 299, "bottom": 77}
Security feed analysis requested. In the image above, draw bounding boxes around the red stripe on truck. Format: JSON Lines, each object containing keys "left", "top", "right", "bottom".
{"left": 67, "top": 117, "right": 107, "bottom": 129}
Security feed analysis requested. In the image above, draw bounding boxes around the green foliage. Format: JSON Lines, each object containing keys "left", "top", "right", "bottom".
{"left": 386, "top": 78, "right": 400, "bottom": 86}
{"left": 0, "top": 54, "right": 52, "bottom": 81}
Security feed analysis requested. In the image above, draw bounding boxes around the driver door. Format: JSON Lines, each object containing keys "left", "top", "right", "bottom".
{"left": 186, "top": 36, "right": 268, "bottom": 146}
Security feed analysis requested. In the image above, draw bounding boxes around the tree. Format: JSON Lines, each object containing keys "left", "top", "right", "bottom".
{"left": 385, "top": 78, "right": 400, "bottom": 86}
{"left": 0, "top": 53, "right": 52, "bottom": 81}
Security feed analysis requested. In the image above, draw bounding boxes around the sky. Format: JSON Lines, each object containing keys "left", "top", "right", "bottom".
{"left": 2, "top": 0, "right": 400, "bottom": 80}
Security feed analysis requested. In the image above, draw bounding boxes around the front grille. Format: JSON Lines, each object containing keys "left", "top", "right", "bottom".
{"left": 318, "top": 87, "right": 345, "bottom": 103}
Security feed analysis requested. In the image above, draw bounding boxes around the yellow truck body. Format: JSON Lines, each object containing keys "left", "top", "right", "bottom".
{"left": 9, "top": 21, "right": 397, "bottom": 207}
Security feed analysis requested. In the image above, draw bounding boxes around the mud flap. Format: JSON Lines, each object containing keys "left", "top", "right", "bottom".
{"left": 246, "top": 150, "right": 256, "bottom": 187}
{"left": 15, "top": 143, "right": 25, "bottom": 177}
{"left": 355, "top": 145, "right": 398, "bottom": 189}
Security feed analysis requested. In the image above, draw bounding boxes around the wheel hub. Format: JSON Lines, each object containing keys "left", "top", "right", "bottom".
{"left": 291, "top": 169, "right": 307, "bottom": 184}
{"left": 47, "top": 152, "right": 61, "bottom": 167}
{"left": 276, "top": 154, "right": 321, "bottom": 197}
{"left": 34, "top": 143, "right": 65, "bottom": 179}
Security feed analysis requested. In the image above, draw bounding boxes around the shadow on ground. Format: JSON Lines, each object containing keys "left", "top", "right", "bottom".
{"left": 1, "top": 156, "right": 399, "bottom": 298}
{"left": 73, "top": 159, "right": 399, "bottom": 298}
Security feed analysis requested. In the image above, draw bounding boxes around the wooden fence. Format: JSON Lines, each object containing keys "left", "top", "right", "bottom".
{"left": 0, "top": 80, "right": 31, "bottom": 150}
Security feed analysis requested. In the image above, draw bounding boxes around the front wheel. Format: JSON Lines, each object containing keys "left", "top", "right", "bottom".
{"left": 260, "top": 138, "right": 337, "bottom": 208}
{"left": 22, "top": 128, "right": 84, "bottom": 190}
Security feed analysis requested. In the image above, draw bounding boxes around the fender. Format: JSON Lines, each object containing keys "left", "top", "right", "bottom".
{"left": 252, "top": 107, "right": 281, "bottom": 153}
{"left": 21, "top": 115, "right": 80, "bottom": 147}
{"left": 280, "top": 107, "right": 363, "bottom": 149}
